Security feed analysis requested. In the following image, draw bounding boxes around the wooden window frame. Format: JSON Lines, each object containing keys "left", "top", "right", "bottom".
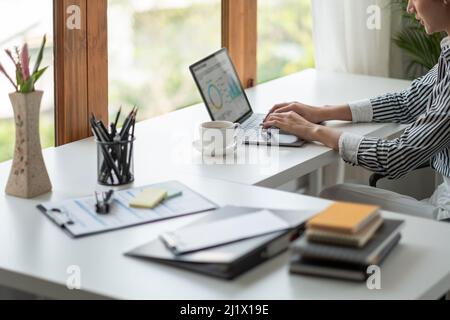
{"left": 222, "top": 0, "right": 257, "bottom": 89}
{"left": 53, "top": 0, "right": 256, "bottom": 146}
{"left": 53, "top": 0, "right": 108, "bottom": 146}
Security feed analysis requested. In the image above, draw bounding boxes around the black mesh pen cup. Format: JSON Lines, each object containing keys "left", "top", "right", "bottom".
{"left": 96, "top": 137, "right": 135, "bottom": 186}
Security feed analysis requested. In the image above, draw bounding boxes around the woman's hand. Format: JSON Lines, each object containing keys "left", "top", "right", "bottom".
{"left": 264, "top": 102, "right": 325, "bottom": 124}
{"left": 263, "top": 111, "right": 343, "bottom": 150}
{"left": 263, "top": 111, "right": 318, "bottom": 140}
{"left": 264, "top": 102, "right": 353, "bottom": 123}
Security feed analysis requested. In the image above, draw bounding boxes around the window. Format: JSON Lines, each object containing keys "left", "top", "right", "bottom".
{"left": 0, "top": 1, "right": 314, "bottom": 152}
{"left": 0, "top": 0, "right": 54, "bottom": 163}
{"left": 258, "top": 0, "right": 314, "bottom": 84}
{"left": 108, "top": 0, "right": 222, "bottom": 121}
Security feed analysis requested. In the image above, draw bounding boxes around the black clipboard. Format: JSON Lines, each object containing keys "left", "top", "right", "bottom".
{"left": 125, "top": 206, "right": 316, "bottom": 280}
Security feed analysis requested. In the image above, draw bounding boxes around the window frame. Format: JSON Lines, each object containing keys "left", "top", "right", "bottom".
{"left": 53, "top": 0, "right": 256, "bottom": 146}
{"left": 222, "top": 0, "right": 257, "bottom": 89}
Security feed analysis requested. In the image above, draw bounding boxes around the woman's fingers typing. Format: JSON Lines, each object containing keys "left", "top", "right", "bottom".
{"left": 264, "top": 102, "right": 297, "bottom": 121}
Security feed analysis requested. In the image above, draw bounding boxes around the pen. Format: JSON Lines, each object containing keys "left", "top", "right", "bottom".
{"left": 90, "top": 107, "right": 137, "bottom": 185}
{"left": 125, "top": 108, "right": 137, "bottom": 179}
{"left": 91, "top": 115, "right": 122, "bottom": 184}
{"left": 120, "top": 107, "right": 137, "bottom": 141}
{"left": 97, "top": 120, "right": 112, "bottom": 142}
{"left": 110, "top": 123, "right": 117, "bottom": 139}
{"left": 114, "top": 106, "right": 122, "bottom": 128}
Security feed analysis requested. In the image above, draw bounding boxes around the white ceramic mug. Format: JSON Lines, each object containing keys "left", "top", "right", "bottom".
{"left": 199, "top": 121, "right": 240, "bottom": 151}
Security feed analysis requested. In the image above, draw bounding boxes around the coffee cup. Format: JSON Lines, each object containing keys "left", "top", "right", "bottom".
{"left": 199, "top": 121, "right": 240, "bottom": 151}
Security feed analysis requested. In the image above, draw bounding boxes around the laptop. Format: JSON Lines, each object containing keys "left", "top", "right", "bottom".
{"left": 190, "top": 48, "right": 304, "bottom": 147}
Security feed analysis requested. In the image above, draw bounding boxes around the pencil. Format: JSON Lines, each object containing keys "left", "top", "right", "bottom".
{"left": 125, "top": 109, "right": 137, "bottom": 180}
{"left": 114, "top": 106, "right": 122, "bottom": 128}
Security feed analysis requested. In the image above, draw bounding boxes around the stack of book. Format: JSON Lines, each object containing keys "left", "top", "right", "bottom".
{"left": 290, "top": 202, "right": 404, "bottom": 281}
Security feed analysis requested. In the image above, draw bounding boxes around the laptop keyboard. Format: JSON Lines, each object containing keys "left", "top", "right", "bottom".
{"left": 238, "top": 113, "right": 302, "bottom": 145}
{"left": 240, "top": 114, "right": 270, "bottom": 142}
{"left": 241, "top": 114, "right": 266, "bottom": 131}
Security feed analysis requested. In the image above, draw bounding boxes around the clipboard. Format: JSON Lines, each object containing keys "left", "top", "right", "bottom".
{"left": 37, "top": 181, "right": 218, "bottom": 238}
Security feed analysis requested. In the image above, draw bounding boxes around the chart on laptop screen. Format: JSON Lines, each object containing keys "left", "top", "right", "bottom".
{"left": 192, "top": 50, "right": 251, "bottom": 122}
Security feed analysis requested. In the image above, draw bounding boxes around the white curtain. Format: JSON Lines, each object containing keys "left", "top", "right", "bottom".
{"left": 312, "top": 0, "right": 392, "bottom": 77}
{"left": 311, "top": 0, "right": 393, "bottom": 188}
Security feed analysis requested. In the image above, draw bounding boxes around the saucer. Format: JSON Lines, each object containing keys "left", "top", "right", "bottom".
{"left": 192, "top": 140, "right": 238, "bottom": 157}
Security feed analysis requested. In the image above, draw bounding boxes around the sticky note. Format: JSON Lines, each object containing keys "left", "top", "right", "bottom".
{"left": 129, "top": 188, "right": 168, "bottom": 209}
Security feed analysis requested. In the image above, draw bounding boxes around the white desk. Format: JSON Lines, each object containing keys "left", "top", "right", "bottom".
{"left": 0, "top": 173, "right": 450, "bottom": 300}
{"left": 3, "top": 69, "right": 445, "bottom": 300}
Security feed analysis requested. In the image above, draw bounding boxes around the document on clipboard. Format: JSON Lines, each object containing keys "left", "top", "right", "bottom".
{"left": 37, "top": 181, "right": 218, "bottom": 238}
{"left": 160, "top": 209, "right": 291, "bottom": 255}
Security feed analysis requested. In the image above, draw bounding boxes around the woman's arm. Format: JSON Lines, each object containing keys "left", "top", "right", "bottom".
{"left": 265, "top": 102, "right": 353, "bottom": 123}
{"left": 319, "top": 65, "right": 437, "bottom": 124}
{"left": 317, "top": 104, "right": 353, "bottom": 122}
{"left": 266, "top": 64, "right": 438, "bottom": 125}
{"left": 364, "top": 65, "right": 438, "bottom": 124}
{"left": 264, "top": 84, "right": 450, "bottom": 180}
{"left": 349, "top": 90, "right": 450, "bottom": 179}
{"left": 263, "top": 111, "right": 343, "bottom": 150}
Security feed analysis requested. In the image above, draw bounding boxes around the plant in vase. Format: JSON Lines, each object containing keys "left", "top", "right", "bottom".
{"left": 0, "top": 35, "right": 52, "bottom": 198}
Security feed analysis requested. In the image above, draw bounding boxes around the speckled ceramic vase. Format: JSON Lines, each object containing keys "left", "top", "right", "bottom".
{"left": 5, "top": 91, "right": 52, "bottom": 198}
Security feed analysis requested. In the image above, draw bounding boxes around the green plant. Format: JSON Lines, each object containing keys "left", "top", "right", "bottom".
{"left": 0, "top": 34, "right": 48, "bottom": 93}
{"left": 392, "top": 0, "right": 445, "bottom": 77}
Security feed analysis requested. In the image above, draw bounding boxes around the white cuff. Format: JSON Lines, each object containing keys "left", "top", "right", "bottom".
{"left": 339, "top": 132, "right": 364, "bottom": 165}
{"left": 348, "top": 99, "right": 373, "bottom": 123}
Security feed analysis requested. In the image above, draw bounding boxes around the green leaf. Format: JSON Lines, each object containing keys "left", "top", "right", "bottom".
{"left": 32, "top": 66, "right": 48, "bottom": 84}
{"left": 20, "top": 79, "right": 33, "bottom": 93}
{"left": 16, "top": 68, "right": 24, "bottom": 87}
{"left": 32, "top": 34, "right": 47, "bottom": 75}
{"left": 19, "top": 66, "right": 49, "bottom": 93}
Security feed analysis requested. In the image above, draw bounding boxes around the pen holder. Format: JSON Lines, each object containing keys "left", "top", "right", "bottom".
{"left": 96, "top": 137, "right": 135, "bottom": 186}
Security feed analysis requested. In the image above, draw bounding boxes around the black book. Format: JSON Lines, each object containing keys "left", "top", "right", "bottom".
{"left": 290, "top": 233, "right": 402, "bottom": 281}
{"left": 291, "top": 219, "right": 404, "bottom": 265}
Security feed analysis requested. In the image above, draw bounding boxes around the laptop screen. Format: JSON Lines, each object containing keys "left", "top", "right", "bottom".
{"left": 190, "top": 49, "right": 252, "bottom": 122}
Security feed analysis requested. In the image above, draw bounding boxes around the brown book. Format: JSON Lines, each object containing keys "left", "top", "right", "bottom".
{"left": 306, "top": 202, "right": 380, "bottom": 234}
{"left": 306, "top": 215, "right": 383, "bottom": 247}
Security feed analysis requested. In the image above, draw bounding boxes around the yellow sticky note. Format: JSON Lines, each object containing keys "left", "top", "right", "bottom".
{"left": 129, "top": 188, "right": 167, "bottom": 209}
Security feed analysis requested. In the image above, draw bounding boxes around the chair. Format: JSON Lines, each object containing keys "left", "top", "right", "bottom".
{"left": 369, "top": 162, "right": 431, "bottom": 187}
{"left": 369, "top": 162, "right": 450, "bottom": 223}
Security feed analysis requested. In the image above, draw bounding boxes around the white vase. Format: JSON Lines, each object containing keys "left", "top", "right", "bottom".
{"left": 5, "top": 91, "right": 52, "bottom": 198}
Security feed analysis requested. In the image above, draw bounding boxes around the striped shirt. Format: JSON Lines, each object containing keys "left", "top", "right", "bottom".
{"left": 339, "top": 36, "right": 450, "bottom": 180}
